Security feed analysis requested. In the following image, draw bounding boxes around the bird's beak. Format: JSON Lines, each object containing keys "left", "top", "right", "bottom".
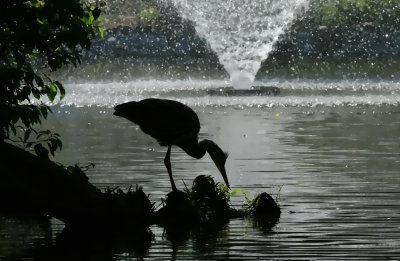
{"left": 216, "top": 163, "right": 230, "bottom": 188}
{"left": 113, "top": 108, "right": 120, "bottom": 116}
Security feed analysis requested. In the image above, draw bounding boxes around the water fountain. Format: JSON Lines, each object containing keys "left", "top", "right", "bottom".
{"left": 168, "top": 0, "right": 309, "bottom": 90}
{"left": 56, "top": 0, "right": 400, "bottom": 106}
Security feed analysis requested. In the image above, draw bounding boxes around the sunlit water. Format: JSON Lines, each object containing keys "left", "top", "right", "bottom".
{"left": 2, "top": 79, "right": 400, "bottom": 260}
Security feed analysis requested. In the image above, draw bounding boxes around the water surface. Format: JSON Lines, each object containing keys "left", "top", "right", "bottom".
{"left": 2, "top": 80, "right": 400, "bottom": 260}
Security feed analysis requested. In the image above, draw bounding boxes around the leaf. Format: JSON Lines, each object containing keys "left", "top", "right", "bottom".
{"left": 93, "top": 7, "right": 101, "bottom": 20}
{"left": 98, "top": 27, "right": 104, "bottom": 38}
{"left": 49, "top": 139, "right": 57, "bottom": 157}
{"left": 47, "top": 83, "right": 57, "bottom": 102}
{"left": 50, "top": 82, "right": 57, "bottom": 93}
{"left": 21, "top": 85, "right": 32, "bottom": 100}
{"left": 32, "top": 88, "right": 41, "bottom": 99}
{"left": 230, "top": 189, "right": 241, "bottom": 196}
{"left": 230, "top": 189, "right": 249, "bottom": 197}
{"left": 40, "top": 105, "right": 49, "bottom": 119}
{"left": 10, "top": 124, "right": 16, "bottom": 135}
{"left": 24, "top": 128, "right": 32, "bottom": 142}
{"left": 81, "top": 13, "right": 94, "bottom": 25}
{"left": 57, "top": 139, "right": 63, "bottom": 150}
{"left": 37, "top": 130, "right": 50, "bottom": 139}
{"left": 34, "top": 75, "right": 44, "bottom": 87}
{"left": 55, "top": 81, "right": 65, "bottom": 100}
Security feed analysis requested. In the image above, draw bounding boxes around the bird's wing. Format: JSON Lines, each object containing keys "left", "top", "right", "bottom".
{"left": 139, "top": 99, "right": 200, "bottom": 142}
{"left": 116, "top": 99, "right": 200, "bottom": 145}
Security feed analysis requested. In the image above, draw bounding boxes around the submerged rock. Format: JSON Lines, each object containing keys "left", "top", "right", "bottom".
{"left": 248, "top": 192, "right": 281, "bottom": 218}
{"left": 189, "top": 175, "right": 231, "bottom": 223}
{"left": 246, "top": 192, "right": 281, "bottom": 231}
{"left": 153, "top": 190, "right": 196, "bottom": 228}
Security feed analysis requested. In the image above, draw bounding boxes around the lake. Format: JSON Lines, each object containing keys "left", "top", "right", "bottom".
{"left": 1, "top": 78, "right": 400, "bottom": 260}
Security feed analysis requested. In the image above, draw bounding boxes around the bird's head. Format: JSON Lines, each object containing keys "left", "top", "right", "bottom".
{"left": 113, "top": 103, "right": 129, "bottom": 118}
{"left": 200, "top": 140, "right": 230, "bottom": 188}
{"left": 113, "top": 102, "right": 137, "bottom": 122}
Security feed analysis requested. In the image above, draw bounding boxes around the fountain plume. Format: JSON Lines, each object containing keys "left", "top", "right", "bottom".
{"left": 168, "top": 0, "right": 309, "bottom": 89}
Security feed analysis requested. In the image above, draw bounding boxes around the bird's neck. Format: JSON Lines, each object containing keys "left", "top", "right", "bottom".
{"left": 182, "top": 139, "right": 214, "bottom": 159}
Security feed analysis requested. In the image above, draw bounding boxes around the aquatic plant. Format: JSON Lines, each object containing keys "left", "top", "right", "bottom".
{"left": 186, "top": 175, "right": 231, "bottom": 223}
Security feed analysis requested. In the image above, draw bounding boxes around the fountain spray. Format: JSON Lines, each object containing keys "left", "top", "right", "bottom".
{"left": 169, "top": 0, "right": 309, "bottom": 89}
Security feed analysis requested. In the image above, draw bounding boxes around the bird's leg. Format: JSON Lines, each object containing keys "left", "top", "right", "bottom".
{"left": 164, "top": 145, "right": 177, "bottom": 192}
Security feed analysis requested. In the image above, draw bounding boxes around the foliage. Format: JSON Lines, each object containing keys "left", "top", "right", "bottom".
{"left": 230, "top": 188, "right": 249, "bottom": 199}
{"left": 310, "top": 0, "right": 400, "bottom": 27}
{"left": 139, "top": 6, "right": 159, "bottom": 22}
{"left": 0, "top": 0, "right": 103, "bottom": 156}
{"left": 12, "top": 127, "right": 62, "bottom": 158}
{"left": 104, "top": 184, "right": 156, "bottom": 228}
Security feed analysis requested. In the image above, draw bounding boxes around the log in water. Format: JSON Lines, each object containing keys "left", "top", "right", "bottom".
{"left": 207, "top": 86, "right": 280, "bottom": 96}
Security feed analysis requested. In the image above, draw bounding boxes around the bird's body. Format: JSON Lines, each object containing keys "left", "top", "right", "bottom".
{"left": 114, "top": 98, "right": 229, "bottom": 191}
{"left": 115, "top": 99, "right": 200, "bottom": 150}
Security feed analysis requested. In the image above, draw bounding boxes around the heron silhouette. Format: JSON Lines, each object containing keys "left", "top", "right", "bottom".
{"left": 114, "top": 98, "right": 230, "bottom": 192}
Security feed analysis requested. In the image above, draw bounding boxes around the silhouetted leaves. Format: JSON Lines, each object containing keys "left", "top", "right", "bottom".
{"left": 1, "top": 0, "right": 104, "bottom": 154}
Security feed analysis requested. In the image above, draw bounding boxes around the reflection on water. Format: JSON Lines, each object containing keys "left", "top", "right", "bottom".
{"left": 2, "top": 100, "right": 399, "bottom": 260}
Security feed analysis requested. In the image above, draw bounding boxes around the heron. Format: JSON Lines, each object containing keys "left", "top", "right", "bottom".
{"left": 113, "top": 98, "right": 230, "bottom": 192}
